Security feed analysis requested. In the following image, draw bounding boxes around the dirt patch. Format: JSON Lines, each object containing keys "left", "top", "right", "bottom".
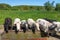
{"left": 48, "top": 37, "right": 60, "bottom": 40}
{"left": 0, "top": 25, "right": 60, "bottom": 40}
{"left": 0, "top": 31, "right": 60, "bottom": 40}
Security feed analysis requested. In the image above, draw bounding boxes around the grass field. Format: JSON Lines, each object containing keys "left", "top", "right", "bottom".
{"left": 0, "top": 10, "right": 60, "bottom": 24}
{"left": 0, "top": 10, "right": 60, "bottom": 40}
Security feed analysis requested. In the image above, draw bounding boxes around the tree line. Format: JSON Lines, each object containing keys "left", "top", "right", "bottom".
{"left": 0, "top": 1, "right": 60, "bottom": 11}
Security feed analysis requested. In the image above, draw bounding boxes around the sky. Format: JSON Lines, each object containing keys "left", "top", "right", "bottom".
{"left": 0, "top": 0, "right": 60, "bottom": 6}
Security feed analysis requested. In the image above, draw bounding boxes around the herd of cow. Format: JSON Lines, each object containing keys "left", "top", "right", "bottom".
{"left": 3, "top": 17, "right": 60, "bottom": 37}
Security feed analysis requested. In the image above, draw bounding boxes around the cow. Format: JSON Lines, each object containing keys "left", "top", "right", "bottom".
{"left": 4, "top": 17, "right": 12, "bottom": 33}
{"left": 13, "top": 18, "right": 21, "bottom": 34}
{"left": 27, "top": 18, "right": 36, "bottom": 34}
{"left": 43, "top": 18, "right": 58, "bottom": 36}
{"left": 21, "top": 20, "right": 28, "bottom": 33}
{"left": 36, "top": 18, "right": 57, "bottom": 37}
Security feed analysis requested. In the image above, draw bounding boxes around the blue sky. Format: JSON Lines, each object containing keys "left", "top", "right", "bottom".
{"left": 0, "top": 0, "right": 60, "bottom": 6}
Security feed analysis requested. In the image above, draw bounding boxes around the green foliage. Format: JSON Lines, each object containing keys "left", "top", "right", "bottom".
{"left": 44, "top": 1, "right": 55, "bottom": 11}
{"left": 12, "top": 5, "right": 44, "bottom": 11}
{"left": 0, "top": 3, "right": 11, "bottom": 10}
{"left": 55, "top": 3, "right": 60, "bottom": 11}
{"left": 0, "top": 3, "right": 45, "bottom": 11}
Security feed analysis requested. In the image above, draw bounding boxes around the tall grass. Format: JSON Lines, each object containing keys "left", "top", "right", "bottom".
{"left": 0, "top": 10, "right": 60, "bottom": 24}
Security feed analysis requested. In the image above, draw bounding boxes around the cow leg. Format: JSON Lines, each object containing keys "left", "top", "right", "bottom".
{"left": 31, "top": 26, "right": 35, "bottom": 34}
{"left": 12, "top": 26, "right": 15, "bottom": 30}
{"left": 22, "top": 26, "right": 26, "bottom": 33}
{"left": 39, "top": 28, "right": 46, "bottom": 37}
{"left": 40, "top": 30, "right": 45, "bottom": 37}
{"left": 39, "top": 27, "right": 44, "bottom": 37}
{"left": 8, "top": 25, "right": 12, "bottom": 30}
{"left": 23, "top": 28, "right": 26, "bottom": 33}
{"left": 32, "top": 28, "right": 35, "bottom": 34}
{"left": 39, "top": 25, "right": 46, "bottom": 37}
{"left": 14, "top": 25, "right": 18, "bottom": 34}
{"left": 5, "top": 27, "right": 8, "bottom": 33}
{"left": 4, "top": 25, "right": 8, "bottom": 33}
{"left": 15, "top": 28, "right": 18, "bottom": 34}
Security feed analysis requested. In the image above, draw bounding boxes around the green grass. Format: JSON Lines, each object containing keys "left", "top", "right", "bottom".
{"left": 0, "top": 10, "right": 60, "bottom": 24}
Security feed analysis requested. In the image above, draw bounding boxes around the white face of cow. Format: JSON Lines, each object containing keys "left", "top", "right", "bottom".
{"left": 28, "top": 18, "right": 35, "bottom": 25}
{"left": 14, "top": 18, "right": 21, "bottom": 31}
{"left": 14, "top": 18, "right": 21, "bottom": 24}
{"left": 16, "top": 23, "right": 21, "bottom": 31}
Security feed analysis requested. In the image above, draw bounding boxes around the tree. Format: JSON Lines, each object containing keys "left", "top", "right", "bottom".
{"left": 55, "top": 3, "right": 60, "bottom": 11}
{"left": 44, "top": 1, "right": 55, "bottom": 11}
{"left": 0, "top": 3, "right": 11, "bottom": 10}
